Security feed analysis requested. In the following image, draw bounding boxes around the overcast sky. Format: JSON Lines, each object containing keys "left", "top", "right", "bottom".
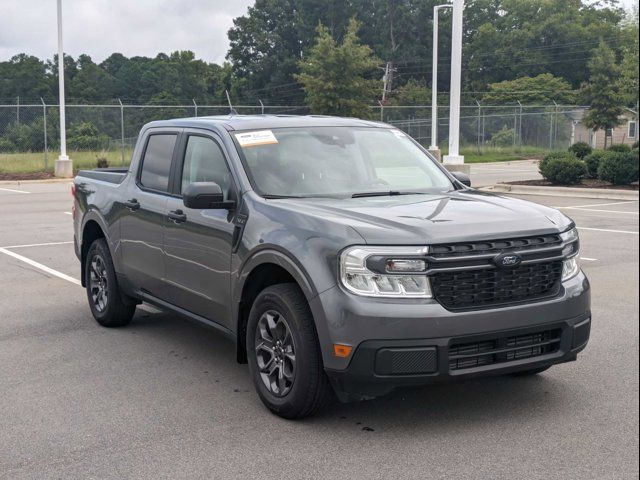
{"left": 0, "top": 0, "right": 637, "bottom": 64}
{"left": 0, "top": 0, "right": 253, "bottom": 64}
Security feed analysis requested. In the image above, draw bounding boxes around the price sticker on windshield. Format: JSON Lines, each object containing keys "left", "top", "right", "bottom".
{"left": 235, "top": 130, "right": 279, "bottom": 148}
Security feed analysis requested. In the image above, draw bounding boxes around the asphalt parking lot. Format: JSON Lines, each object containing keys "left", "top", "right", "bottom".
{"left": 0, "top": 181, "right": 638, "bottom": 480}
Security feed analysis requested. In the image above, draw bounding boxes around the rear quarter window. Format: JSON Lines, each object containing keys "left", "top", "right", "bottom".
{"left": 139, "top": 134, "right": 177, "bottom": 192}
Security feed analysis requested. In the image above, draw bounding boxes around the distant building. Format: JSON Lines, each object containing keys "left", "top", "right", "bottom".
{"left": 568, "top": 108, "right": 638, "bottom": 148}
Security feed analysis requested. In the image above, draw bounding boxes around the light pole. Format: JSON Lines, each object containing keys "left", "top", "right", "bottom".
{"left": 443, "top": 0, "right": 465, "bottom": 166}
{"left": 429, "top": 4, "right": 452, "bottom": 159}
{"left": 55, "top": 0, "right": 72, "bottom": 177}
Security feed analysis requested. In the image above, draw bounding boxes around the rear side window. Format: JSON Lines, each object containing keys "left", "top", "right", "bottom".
{"left": 139, "top": 134, "right": 177, "bottom": 192}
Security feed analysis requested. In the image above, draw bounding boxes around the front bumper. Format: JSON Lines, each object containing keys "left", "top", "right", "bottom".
{"left": 310, "top": 271, "right": 591, "bottom": 401}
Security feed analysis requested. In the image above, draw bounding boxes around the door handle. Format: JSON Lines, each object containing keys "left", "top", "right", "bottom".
{"left": 123, "top": 199, "right": 140, "bottom": 211}
{"left": 168, "top": 209, "right": 187, "bottom": 223}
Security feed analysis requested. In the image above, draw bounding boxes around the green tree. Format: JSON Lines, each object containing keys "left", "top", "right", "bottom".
{"left": 482, "top": 74, "right": 576, "bottom": 105}
{"left": 580, "top": 41, "right": 626, "bottom": 148}
{"left": 618, "top": 9, "right": 639, "bottom": 107}
{"left": 295, "top": 19, "right": 380, "bottom": 117}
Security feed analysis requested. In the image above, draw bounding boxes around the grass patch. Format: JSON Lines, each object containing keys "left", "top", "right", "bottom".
{"left": 438, "top": 146, "right": 548, "bottom": 163}
{"left": 0, "top": 150, "right": 132, "bottom": 174}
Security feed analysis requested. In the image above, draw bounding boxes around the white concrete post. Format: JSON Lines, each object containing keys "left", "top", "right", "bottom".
{"left": 55, "top": 0, "right": 72, "bottom": 177}
{"left": 443, "top": 0, "right": 464, "bottom": 165}
{"left": 429, "top": 5, "right": 452, "bottom": 152}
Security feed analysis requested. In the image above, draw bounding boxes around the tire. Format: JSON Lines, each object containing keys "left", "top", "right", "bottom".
{"left": 247, "top": 283, "right": 333, "bottom": 419}
{"left": 85, "top": 238, "right": 136, "bottom": 328}
{"left": 511, "top": 366, "right": 551, "bottom": 377}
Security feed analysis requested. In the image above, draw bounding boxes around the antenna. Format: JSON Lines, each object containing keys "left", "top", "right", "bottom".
{"left": 225, "top": 90, "right": 238, "bottom": 116}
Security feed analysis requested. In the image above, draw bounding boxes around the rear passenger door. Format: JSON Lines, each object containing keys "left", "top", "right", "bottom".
{"left": 120, "top": 129, "right": 180, "bottom": 297}
{"left": 163, "top": 131, "right": 236, "bottom": 328}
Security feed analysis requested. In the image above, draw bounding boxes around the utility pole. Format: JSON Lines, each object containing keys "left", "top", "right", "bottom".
{"left": 55, "top": 0, "right": 72, "bottom": 177}
{"left": 381, "top": 62, "right": 396, "bottom": 104}
{"left": 443, "top": 0, "right": 465, "bottom": 167}
{"left": 429, "top": 4, "right": 452, "bottom": 160}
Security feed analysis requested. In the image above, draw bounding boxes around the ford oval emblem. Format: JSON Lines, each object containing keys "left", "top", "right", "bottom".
{"left": 495, "top": 253, "right": 522, "bottom": 268}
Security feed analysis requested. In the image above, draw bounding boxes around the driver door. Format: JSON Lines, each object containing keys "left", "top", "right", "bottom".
{"left": 163, "top": 132, "right": 236, "bottom": 329}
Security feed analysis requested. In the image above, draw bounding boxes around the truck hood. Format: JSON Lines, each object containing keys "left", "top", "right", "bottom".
{"left": 267, "top": 190, "right": 571, "bottom": 245}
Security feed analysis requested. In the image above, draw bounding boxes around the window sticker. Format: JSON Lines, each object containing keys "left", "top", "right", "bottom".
{"left": 234, "top": 130, "right": 279, "bottom": 148}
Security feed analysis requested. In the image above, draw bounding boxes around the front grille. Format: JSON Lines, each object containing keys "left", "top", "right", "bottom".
{"left": 431, "top": 261, "right": 563, "bottom": 310}
{"left": 430, "top": 234, "right": 562, "bottom": 258}
{"left": 449, "top": 328, "right": 562, "bottom": 371}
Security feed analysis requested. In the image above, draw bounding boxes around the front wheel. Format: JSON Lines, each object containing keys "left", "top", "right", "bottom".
{"left": 85, "top": 239, "right": 136, "bottom": 328}
{"left": 247, "top": 284, "right": 333, "bottom": 419}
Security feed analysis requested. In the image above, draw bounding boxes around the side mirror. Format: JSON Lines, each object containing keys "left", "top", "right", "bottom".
{"left": 183, "top": 182, "right": 235, "bottom": 209}
{"left": 451, "top": 171, "right": 471, "bottom": 188}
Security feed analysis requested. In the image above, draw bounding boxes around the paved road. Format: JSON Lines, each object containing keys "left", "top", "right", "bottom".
{"left": 469, "top": 159, "right": 542, "bottom": 187}
{"left": 0, "top": 182, "right": 638, "bottom": 480}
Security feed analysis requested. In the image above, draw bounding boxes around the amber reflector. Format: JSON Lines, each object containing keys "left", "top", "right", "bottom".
{"left": 333, "top": 344, "right": 352, "bottom": 358}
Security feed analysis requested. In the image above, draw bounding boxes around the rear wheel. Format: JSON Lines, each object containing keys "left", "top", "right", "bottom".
{"left": 85, "top": 239, "right": 136, "bottom": 327}
{"left": 247, "top": 284, "right": 333, "bottom": 419}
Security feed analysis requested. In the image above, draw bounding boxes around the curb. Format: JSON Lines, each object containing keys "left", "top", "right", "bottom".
{"left": 0, "top": 178, "right": 73, "bottom": 186}
{"left": 481, "top": 183, "right": 639, "bottom": 201}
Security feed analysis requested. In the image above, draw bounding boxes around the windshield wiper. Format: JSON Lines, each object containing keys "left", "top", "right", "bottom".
{"left": 262, "top": 194, "right": 309, "bottom": 199}
{"left": 351, "top": 190, "right": 427, "bottom": 198}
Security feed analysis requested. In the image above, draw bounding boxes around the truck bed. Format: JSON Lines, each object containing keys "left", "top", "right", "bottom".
{"left": 76, "top": 167, "right": 129, "bottom": 184}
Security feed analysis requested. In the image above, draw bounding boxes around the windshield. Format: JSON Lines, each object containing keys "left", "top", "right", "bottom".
{"left": 233, "top": 126, "right": 454, "bottom": 198}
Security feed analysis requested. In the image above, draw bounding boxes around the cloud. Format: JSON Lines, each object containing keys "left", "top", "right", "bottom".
{"left": 0, "top": 0, "right": 252, "bottom": 63}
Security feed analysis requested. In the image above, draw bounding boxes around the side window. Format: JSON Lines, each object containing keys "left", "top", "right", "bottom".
{"left": 628, "top": 121, "right": 637, "bottom": 139}
{"left": 139, "top": 134, "right": 177, "bottom": 192}
{"left": 181, "top": 136, "right": 232, "bottom": 199}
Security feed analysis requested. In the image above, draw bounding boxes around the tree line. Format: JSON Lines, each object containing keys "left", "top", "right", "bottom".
{"left": 0, "top": 0, "right": 637, "bottom": 118}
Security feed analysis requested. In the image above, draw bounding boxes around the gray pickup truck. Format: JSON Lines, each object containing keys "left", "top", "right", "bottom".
{"left": 73, "top": 115, "right": 590, "bottom": 418}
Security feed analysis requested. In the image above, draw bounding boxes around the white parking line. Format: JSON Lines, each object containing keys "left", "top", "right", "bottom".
{"left": 562, "top": 207, "right": 638, "bottom": 215}
{"left": 64, "top": 212, "right": 72, "bottom": 215}
{"left": 0, "top": 241, "right": 74, "bottom": 249}
{"left": 578, "top": 227, "right": 639, "bottom": 235}
{"left": 0, "top": 247, "right": 81, "bottom": 285}
{"left": 554, "top": 201, "right": 639, "bottom": 209}
{"left": 581, "top": 257, "right": 598, "bottom": 261}
{"left": 0, "top": 187, "right": 30, "bottom": 194}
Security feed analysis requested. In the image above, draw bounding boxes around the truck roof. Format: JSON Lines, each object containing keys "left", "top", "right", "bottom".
{"left": 143, "top": 114, "right": 389, "bottom": 131}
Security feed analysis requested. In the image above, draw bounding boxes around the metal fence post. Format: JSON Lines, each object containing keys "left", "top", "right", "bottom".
{"left": 259, "top": 99, "right": 265, "bottom": 115}
{"left": 41, "top": 98, "right": 48, "bottom": 170}
{"left": 118, "top": 99, "right": 125, "bottom": 165}
{"left": 17, "top": 96, "right": 20, "bottom": 125}
{"left": 517, "top": 100, "right": 523, "bottom": 147}
{"left": 513, "top": 107, "right": 518, "bottom": 147}
{"left": 553, "top": 100, "right": 559, "bottom": 149}
{"left": 192, "top": 99, "right": 198, "bottom": 117}
{"left": 549, "top": 107, "right": 554, "bottom": 150}
{"left": 475, "top": 100, "right": 481, "bottom": 154}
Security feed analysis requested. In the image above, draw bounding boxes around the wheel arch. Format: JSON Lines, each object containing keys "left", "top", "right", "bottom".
{"left": 234, "top": 249, "right": 318, "bottom": 364}
{"left": 80, "top": 214, "right": 110, "bottom": 287}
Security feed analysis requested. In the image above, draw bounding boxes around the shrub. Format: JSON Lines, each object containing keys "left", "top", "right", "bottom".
{"left": 539, "top": 151, "right": 586, "bottom": 185}
{"left": 489, "top": 126, "right": 515, "bottom": 148}
{"left": 633, "top": 140, "right": 639, "bottom": 150}
{"left": 597, "top": 150, "right": 640, "bottom": 185}
{"left": 0, "top": 138, "right": 15, "bottom": 153}
{"left": 67, "top": 122, "right": 109, "bottom": 151}
{"left": 568, "top": 141, "right": 592, "bottom": 159}
{"left": 583, "top": 150, "right": 609, "bottom": 178}
{"left": 96, "top": 153, "right": 109, "bottom": 169}
{"left": 607, "top": 144, "right": 631, "bottom": 153}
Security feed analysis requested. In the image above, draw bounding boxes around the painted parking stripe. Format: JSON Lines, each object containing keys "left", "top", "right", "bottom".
{"left": 581, "top": 257, "right": 598, "bottom": 261}
{"left": 0, "top": 247, "right": 81, "bottom": 285}
{"left": 0, "top": 241, "right": 74, "bottom": 249}
{"left": 554, "top": 201, "right": 639, "bottom": 209}
{"left": 578, "top": 227, "right": 639, "bottom": 235}
{"left": 0, "top": 187, "right": 30, "bottom": 194}
{"left": 560, "top": 207, "right": 638, "bottom": 215}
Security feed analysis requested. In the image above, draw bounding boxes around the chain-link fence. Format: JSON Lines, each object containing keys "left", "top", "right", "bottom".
{"left": 376, "top": 104, "right": 588, "bottom": 154}
{"left": 0, "top": 101, "right": 587, "bottom": 172}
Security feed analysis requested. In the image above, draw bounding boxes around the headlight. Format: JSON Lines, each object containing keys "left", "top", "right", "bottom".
{"left": 340, "top": 246, "right": 432, "bottom": 298}
{"left": 560, "top": 227, "right": 581, "bottom": 281}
